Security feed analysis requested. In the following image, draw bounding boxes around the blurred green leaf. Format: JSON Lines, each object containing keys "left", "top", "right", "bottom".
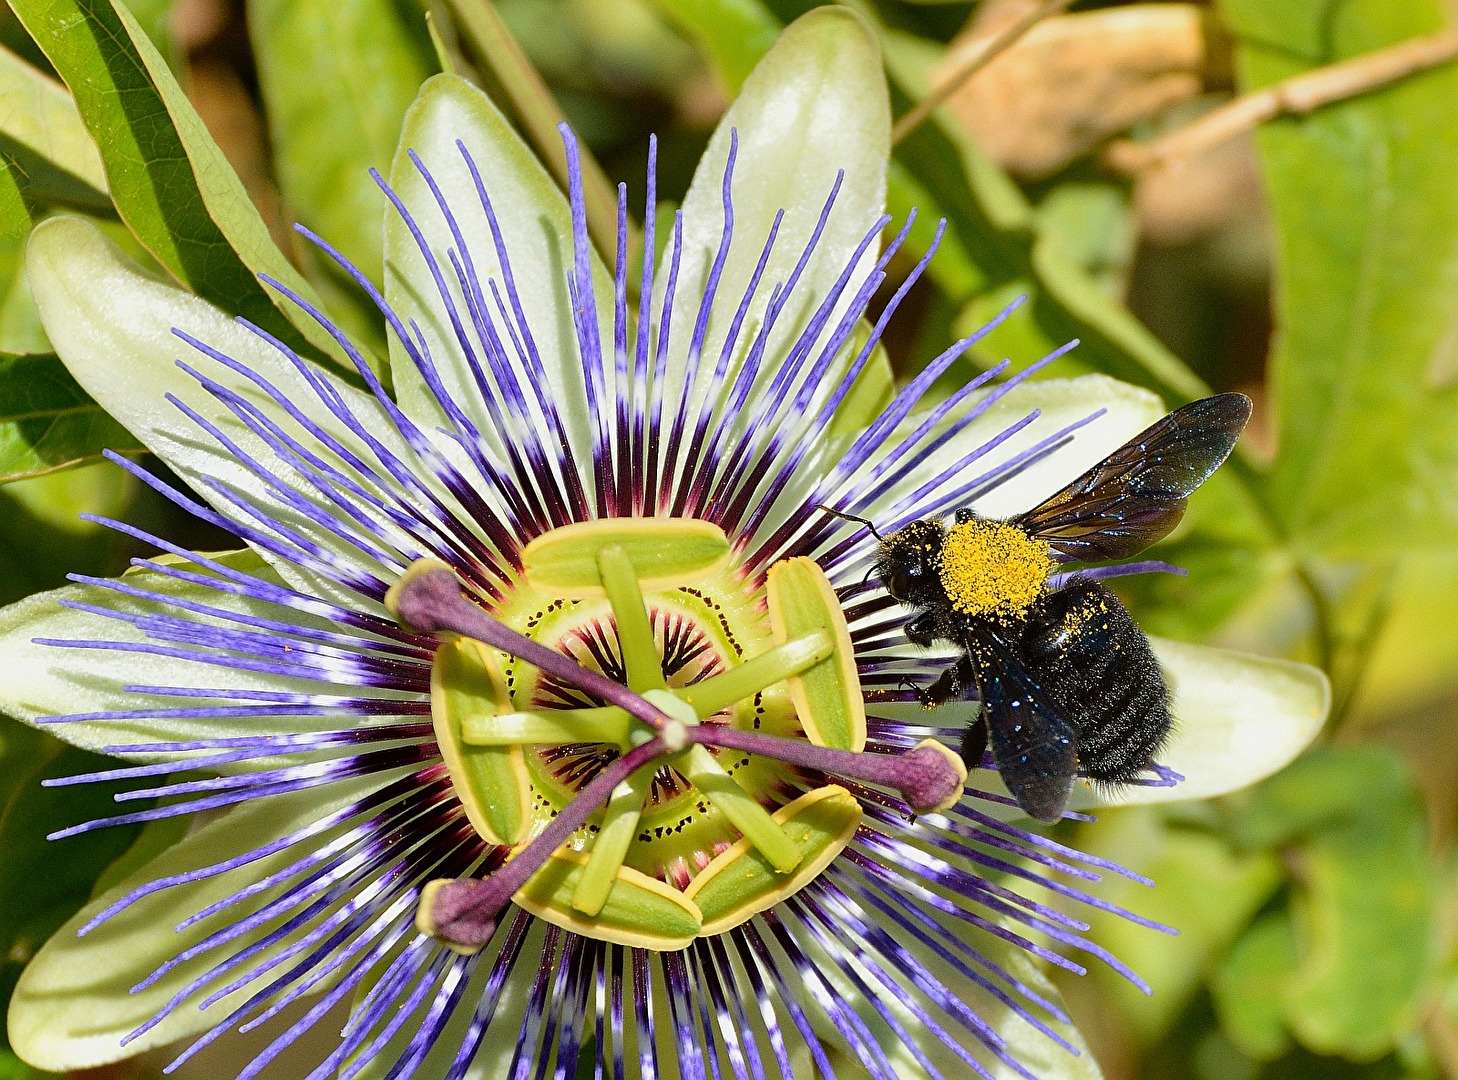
{"left": 1232, "top": 746, "right": 1437, "bottom": 1060}
{"left": 6, "top": 0, "right": 360, "bottom": 373}
{"left": 249, "top": 0, "right": 433, "bottom": 286}
{"left": 1215, "top": 911, "right": 1300, "bottom": 1060}
{"left": 1036, "top": 181, "right": 1137, "bottom": 300}
{"left": 646, "top": 0, "right": 779, "bottom": 94}
{"left": 1219, "top": 0, "right": 1458, "bottom": 555}
{"left": 118, "top": 0, "right": 178, "bottom": 74}
{"left": 0, "top": 352, "right": 139, "bottom": 482}
{"left": 1078, "top": 807, "right": 1284, "bottom": 1045}
{"left": 0, "top": 718, "right": 146, "bottom": 1056}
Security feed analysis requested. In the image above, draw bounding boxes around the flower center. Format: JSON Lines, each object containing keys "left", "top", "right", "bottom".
{"left": 386, "top": 520, "right": 967, "bottom": 954}
{"left": 938, "top": 518, "right": 1056, "bottom": 621}
{"left": 495, "top": 571, "right": 810, "bottom": 888}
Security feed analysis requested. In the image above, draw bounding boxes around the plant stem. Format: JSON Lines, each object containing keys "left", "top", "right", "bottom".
{"left": 1105, "top": 29, "right": 1458, "bottom": 174}
{"left": 890, "top": 0, "right": 1077, "bottom": 146}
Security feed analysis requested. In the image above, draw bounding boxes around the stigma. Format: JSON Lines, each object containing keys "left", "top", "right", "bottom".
{"left": 938, "top": 519, "right": 1055, "bottom": 621}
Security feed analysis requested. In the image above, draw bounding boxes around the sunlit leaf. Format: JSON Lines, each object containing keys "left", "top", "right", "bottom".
{"left": 1219, "top": 0, "right": 1458, "bottom": 554}
{"left": 0, "top": 353, "right": 139, "bottom": 482}
{"left": 8, "top": 0, "right": 356, "bottom": 372}
{"left": 249, "top": 0, "right": 433, "bottom": 285}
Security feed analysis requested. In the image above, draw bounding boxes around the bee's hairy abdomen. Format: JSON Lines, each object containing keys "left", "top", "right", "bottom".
{"left": 1021, "top": 579, "right": 1170, "bottom": 785}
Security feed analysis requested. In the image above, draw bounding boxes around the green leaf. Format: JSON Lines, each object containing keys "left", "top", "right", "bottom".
{"left": 1218, "top": 0, "right": 1458, "bottom": 553}
{"left": 1214, "top": 911, "right": 1299, "bottom": 1060}
{"left": 0, "top": 153, "right": 35, "bottom": 241}
{"left": 0, "top": 44, "right": 108, "bottom": 202}
{"left": 1232, "top": 746, "right": 1438, "bottom": 1060}
{"left": 249, "top": 0, "right": 432, "bottom": 287}
{"left": 0, "top": 352, "right": 139, "bottom": 481}
{"left": 7, "top": 0, "right": 357, "bottom": 372}
{"left": 1035, "top": 181, "right": 1137, "bottom": 299}
{"left": 645, "top": 0, "right": 779, "bottom": 94}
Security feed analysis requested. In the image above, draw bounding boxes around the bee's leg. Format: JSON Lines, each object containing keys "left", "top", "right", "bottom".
{"left": 912, "top": 655, "right": 976, "bottom": 708}
{"left": 960, "top": 716, "right": 989, "bottom": 771}
{"left": 905, "top": 610, "right": 940, "bottom": 647}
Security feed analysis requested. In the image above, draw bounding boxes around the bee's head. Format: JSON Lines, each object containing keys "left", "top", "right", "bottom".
{"left": 876, "top": 519, "right": 947, "bottom": 604}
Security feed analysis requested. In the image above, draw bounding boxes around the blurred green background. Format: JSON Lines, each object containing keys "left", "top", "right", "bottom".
{"left": 2, "top": 0, "right": 1457, "bottom": 1077}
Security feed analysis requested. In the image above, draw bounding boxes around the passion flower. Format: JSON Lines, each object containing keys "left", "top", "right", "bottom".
{"left": 0, "top": 11, "right": 1328, "bottom": 1079}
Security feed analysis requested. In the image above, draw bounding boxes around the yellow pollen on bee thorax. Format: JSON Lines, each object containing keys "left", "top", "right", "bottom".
{"left": 937, "top": 519, "right": 1055, "bottom": 620}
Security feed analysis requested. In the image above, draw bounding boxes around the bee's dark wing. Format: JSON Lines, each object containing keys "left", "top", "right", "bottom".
{"left": 969, "top": 626, "right": 1077, "bottom": 824}
{"left": 1014, "top": 393, "right": 1251, "bottom": 561}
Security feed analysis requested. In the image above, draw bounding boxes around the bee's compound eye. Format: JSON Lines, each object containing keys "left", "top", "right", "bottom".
{"left": 886, "top": 562, "right": 923, "bottom": 601}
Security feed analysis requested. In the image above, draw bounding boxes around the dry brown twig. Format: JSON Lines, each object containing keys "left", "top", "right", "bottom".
{"left": 890, "top": 0, "right": 1078, "bottom": 145}
{"left": 1105, "top": 28, "right": 1458, "bottom": 174}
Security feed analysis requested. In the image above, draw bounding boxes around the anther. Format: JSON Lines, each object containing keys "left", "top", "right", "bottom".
{"left": 417, "top": 735, "right": 669, "bottom": 953}
{"left": 688, "top": 728, "right": 966, "bottom": 814}
{"left": 388, "top": 560, "right": 673, "bottom": 732}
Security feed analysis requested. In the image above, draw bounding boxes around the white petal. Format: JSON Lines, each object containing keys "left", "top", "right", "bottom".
{"left": 385, "top": 74, "right": 611, "bottom": 490}
{"left": 0, "top": 551, "right": 420, "bottom": 768}
{"left": 658, "top": 7, "right": 890, "bottom": 480}
{"left": 858, "top": 373, "right": 1166, "bottom": 522}
{"left": 7, "top": 773, "right": 397, "bottom": 1070}
{"left": 794, "top": 911, "right": 1101, "bottom": 1079}
{"left": 27, "top": 216, "right": 465, "bottom": 605}
{"left": 1071, "top": 639, "right": 1329, "bottom": 810}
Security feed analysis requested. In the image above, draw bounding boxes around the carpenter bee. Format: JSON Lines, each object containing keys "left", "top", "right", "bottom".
{"left": 847, "top": 393, "right": 1251, "bottom": 823}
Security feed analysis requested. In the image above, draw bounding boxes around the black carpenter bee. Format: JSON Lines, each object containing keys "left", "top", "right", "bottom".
{"left": 844, "top": 393, "right": 1251, "bottom": 823}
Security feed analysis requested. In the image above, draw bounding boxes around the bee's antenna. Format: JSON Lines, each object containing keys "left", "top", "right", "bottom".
{"left": 817, "top": 505, "right": 885, "bottom": 541}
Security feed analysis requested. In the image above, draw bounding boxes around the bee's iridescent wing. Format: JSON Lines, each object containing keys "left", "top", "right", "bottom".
{"left": 1014, "top": 393, "right": 1251, "bottom": 561}
{"left": 970, "top": 625, "right": 1077, "bottom": 824}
